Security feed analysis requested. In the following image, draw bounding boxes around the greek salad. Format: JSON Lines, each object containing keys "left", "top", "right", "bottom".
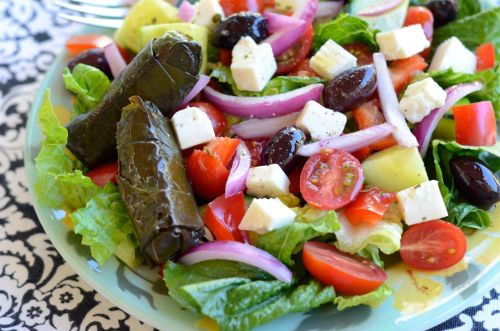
{"left": 35, "top": 0, "right": 499, "bottom": 330}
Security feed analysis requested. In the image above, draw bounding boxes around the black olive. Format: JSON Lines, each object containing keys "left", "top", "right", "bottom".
{"left": 425, "top": 0, "right": 458, "bottom": 27}
{"left": 212, "top": 12, "right": 269, "bottom": 49}
{"left": 450, "top": 156, "right": 500, "bottom": 209}
{"left": 322, "top": 65, "right": 377, "bottom": 113}
{"left": 261, "top": 126, "right": 307, "bottom": 173}
{"left": 67, "top": 48, "right": 113, "bottom": 79}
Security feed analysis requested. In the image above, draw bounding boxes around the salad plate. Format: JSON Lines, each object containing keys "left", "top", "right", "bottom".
{"left": 25, "top": 3, "right": 500, "bottom": 331}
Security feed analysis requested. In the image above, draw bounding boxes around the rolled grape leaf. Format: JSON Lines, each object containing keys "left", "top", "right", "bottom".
{"left": 66, "top": 31, "right": 202, "bottom": 169}
{"left": 116, "top": 96, "right": 204, "bottom": 264}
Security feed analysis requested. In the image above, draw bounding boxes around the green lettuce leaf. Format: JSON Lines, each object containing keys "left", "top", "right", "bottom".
{"left": 163, "top": 262, "right": 336, "bottom": 331}
{"left": 334, "top": 284, "right": 393, "bottom": 311}
{"left": 431, "top": 140, "right": 500, "bottom": 229}
{"left": 253, "top": 205, "right": 340, "bottom": 266}
{"left": 63, "top": 63, "right": 110, "bottom": 115}
{"left": 313, "top": 13, "right": 378, "bottom": 51}
{"left": 210, "top": 66, "right": 323, "bottom": 97}
{"left": 357, "top": 245, "right": 384, "bottom": 268}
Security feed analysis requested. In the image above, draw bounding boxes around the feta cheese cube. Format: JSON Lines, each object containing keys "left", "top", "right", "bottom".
{"left": 396, "top": 180, "right": 448, "bottom": 225}
{"left": 309, "top": 40, "right": 357, "bottom": 80}
{"left": 398, "top": 78, "right": 447, "bottom": 124}
{"left": 246, "top": 164, "right": 290, "bottom": 197}
{"left": 296, "top": 101, "right": 347, "bottom": 141}
{"left": 192, "top": 0, "right": 224, "bottom": 29}
{"left": 376, "top": 25, "right": 430, "bottom": 60}
{"left": 171, "top": 106, "right": 215, "bottom": 149}
{"left": 429, "top": 37, "right": 477, "bottom": 74}
{"left": 238, "top": 198, "right": 296, "bottom": 234}
{"left": 231, "top": 37, "right": 277, "bottom": 92}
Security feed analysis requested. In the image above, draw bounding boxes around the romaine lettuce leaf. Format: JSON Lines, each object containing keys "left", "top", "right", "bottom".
{"left": 334, "top": 284, "right": 393, "bottom": 311}
{"left": 63, "top": 63, "right": 110, "bottom": 115}
{"left": 357, "top": 245, "right": 384, "bottom": 268}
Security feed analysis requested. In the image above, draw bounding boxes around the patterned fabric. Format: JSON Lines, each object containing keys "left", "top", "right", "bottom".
{"left": 0, "top": 1, "right": 497, "bottom": 330}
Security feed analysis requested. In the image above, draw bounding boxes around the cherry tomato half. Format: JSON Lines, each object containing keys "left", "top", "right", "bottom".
{"left": 476, "top": 43, "right": 495, "bottom": 71}
{"left": 86, "top": 162, "right": 118, "bottom": 187}
{"left": 303, "top": 241, "right": 387, "bottom": 295}
{"left": 404, "top": 7, "right": 434, "bottom": 58}
{"left": 400, "top": 220, "right": 467, "bottom": 270}
{"left": 343, "top": 42, "right": 373, "bottom": 66}
{"left": 66, "top": 34, "right": 112, "bottom": 57}
{"left": 452, "top": 101, "right": 497, "bottom": 147}
{"left": 276, "top": 24, "right": 314, "bottom": 75}
{"left": 344, "top": 187, "right": 396, "bottom": 226}
{"left": 204, "top": 192, "right": 247, "bottom": 242}
{"left": 189, "top": 102, "right": 227, "bottom": 137}
{"left": 188, "top": 150, "right": 229, "bottom": 200}
{"left": 300, "top": 150, "right": 364, "bottom": 210}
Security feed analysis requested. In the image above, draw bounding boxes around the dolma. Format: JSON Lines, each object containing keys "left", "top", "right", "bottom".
{"left": 66, "top": 31, "right": 202, "bottom": 169}
{"left": 116, "top": 96, "right": 204, "bottom": 264}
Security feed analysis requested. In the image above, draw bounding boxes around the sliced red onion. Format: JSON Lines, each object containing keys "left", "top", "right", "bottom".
{"left": 225, "top": 142, "right": 251, "bottom": 197}
{"left": 232, "top": 112, "right": 301, "bottom": 139}
{"left": 262, "top": 13, "right": 307, "bottom": 56}
{"left": 203, "top": 84, "right": 323, "bottom": 119}
{"left": 293, "top": 0, "right": 319, "bottom": 24}
{"left": 177, "top": 74, "right": 210, "bottom": 109}
{"left": 298, "top": 123, "right": 394, "bottom": 156}
{"left": 373, "top": 53, "right": 419, "bottom": 148}
{"left": 103, "top": 43, "right": 127, "bottom": 79}
{"left": 315, "top": 1, "right": 344, "bottom": 18}
{"left": 265, "top": 12, "right": 304, "bottom": 33}
{"left": 177, "top": 240, "right": 293, "bottom": 283}
{"left": 357, "top": 0, "right": 406, "bottom": 17}
{"left": 413, "top": 81, "right": 483, "bottom": 157}
{"left": 178, "top": 0, "right": 196, "bottom": 22}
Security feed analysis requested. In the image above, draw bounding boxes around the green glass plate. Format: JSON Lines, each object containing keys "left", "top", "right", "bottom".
{"left": 25, "top": 26, "right": 500, "bottom": 331}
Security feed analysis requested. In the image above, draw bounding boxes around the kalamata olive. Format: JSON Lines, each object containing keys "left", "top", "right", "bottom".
{"left": 425, "top": 0, "right": 458, "bottom": 27}
{"left": 212, "top": 13, "right": 269, "bottom": 49}
{"left": 261, "top": 126, "right": 307, "bottom": 173}
{"left": 67, "top": 48, "right": 113, "bottom": 79}
{"left": 450, "top": 156, "right": 500, "bottom": 209}
{"left": 322, "top": 65, "right": 377, "bottom": 113}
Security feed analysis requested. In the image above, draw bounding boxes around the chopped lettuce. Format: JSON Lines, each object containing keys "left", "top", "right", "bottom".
{"left": 210, "top": 66, "right": 323, "bottom": 97}
{"left": 253, "top": 205, "right": 340, "bottom": 266}
{"left": 63, "top": 64, "right": 110, "bottom": 115}
{"left": 312, "top": 14, "right": 379, "bottom": 51}
{"left": 163, "top": 262, "right": 336, "bottom": 331}
{"left": 334, "top": 284, "right": 393, "bottom": 311}
{"left": 357, "top": 245, "right": 384, "bottom": 268}
{"left": 431, "top": 140, "right": 500, "bottom": 229}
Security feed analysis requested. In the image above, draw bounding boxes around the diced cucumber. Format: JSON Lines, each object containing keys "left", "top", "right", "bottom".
{"left": 362, "top": 146, "right": 428, "bottom": 192}
{"left": 350, "top": 0, "right": 409, "bottom": 32}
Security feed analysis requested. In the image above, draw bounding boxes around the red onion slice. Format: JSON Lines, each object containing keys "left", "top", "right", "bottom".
{"left": 177, "top": 240, "right": 293, "bottom": 283}
{"left": 178, "top": 0, "right": 197, "bottom": 22}
{"left": 203, "top": 84, "right": 323, "bottom": 119}
{"left": 413, "top": 81, "right": 483, "bottom": 157}
{"left": 373, "top": 53, "right": 419, "bottom": 148}
{"left": 298, "top": 123, "right": 394, "bottom": 156}
{"left": 232, "top": 112, "right": 301, "bottom": 139}
{"left": 225, "top": 142, "right": 251, "bottom": 197}
{"left": 262, "top": 13, "right": 307, "bottom": 56}
{"left": 293, "top": 0, "right": 319, "bottom": 24}
{"left": 265, "top": 12, "right": 304, "bottom": 33}
{"left": 315, "top": 1, "right": 344, "bottom": 18}
{"left": 177, "top": 74, "right": 210, "bottom": 109}
{"left": 103, "top": 42, "right": 127, "bottom": 79}
{"left": 357, "top": 0, "right": 406, "bottom": 17}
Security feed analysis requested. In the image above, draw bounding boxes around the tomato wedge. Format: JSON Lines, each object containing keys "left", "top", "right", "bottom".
{"left": 404, "top": 7, "right": 434, "bottom": 58}
{"left": 243, "top": 139, "right": 267, "bottom": 167}
{"left": 220, "top": 0, "right": 266, "bottom": 15}
{"left": 188, "top": 102, "right": 227, "bottom": 137}
{"left": 452, "top": 101, "right": 497, "bottom": 146}
{"left": 343, "top": 42, "right": 373, "bottom": 66}
{"left": 351, "top": 146, "right": 373, "bottom": 162}
{"left": 476, "top": 43, "right": 495, "bottom": 71}
{"left": 389, "top": 55, "right": 428, "bottom": 93}
{"left": 276, "top": 24, "right": 313, "bottom": 75}
{"left": 288, "top": 59, "right": 320, "bottom": 78}
{"left": 303, "top": 241, "right": 387, "bottom": 295}
{"left": 187, "top": 150, "right": 229, "bottom": 200}
{"left": 65, "top": 34, "right": 112, "bottom": 56}
{"left": 86, "top": 162, "right": 118, "bottom": 187}
{"left": 204, "top": 192, "right": 247, "bottom": 242}
{"left": 204, "top": 137, "right": 240, "bottom": 166}
{"left": 218, "top": 49, "right": 232, "bottom": 67}
{"left": 344, "top": 187, "right": 396, "bottom": 226}
{"left": 400, "top": 220, "right": 467, "bottom": 270}
{"left": 300, "top": 150, "right": 364, "bottom": 210}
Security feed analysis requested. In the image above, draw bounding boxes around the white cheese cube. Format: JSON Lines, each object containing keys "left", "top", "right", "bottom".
{"left": 398, "top": 78, "right": 447, "bottom": 124}
{"left": 309, "top": 40, "right": 357, "bottom": 80}
{"left": 429, "top": 37, "right": 477, "bottom": 74}
{"left": 230, "top": 37, "right": 277, "bottom": 92}
{"left": 238, "top": 198, "right": 296, "bottom": 234}
{"left": 192, "top": 0, "right": 225, "bottom": 29}
{"left": 296, "top": 101, "right": 347, "bottom": 141}
{"left": 376, "top": 25, "right": 430, "bottom": 60}
{"left": 171, "top": 106, "right": 215, "bottom": 149}
{"left": 396, "top": 180, "right": 448, "bottom": 226}
{"left": 246, "top": 164, "right": 290, "bottom": 197}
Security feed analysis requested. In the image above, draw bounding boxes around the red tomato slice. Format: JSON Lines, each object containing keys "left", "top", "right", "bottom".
{"left": 204, "top": 192, "right": 247, "bottom": 242}
{"left": 219, "top": 0, "right": 266, "bottom": 15}
{"left": 344, "top": 187, "right": 396, "bottom": 226}
{"left": 300, "top": 150, "right": 364, "bottom": 210}
{"left": 452, "top": 101, "right": 497, "bottom": 146}
{"left": 400, "top": 220, "right": 467, "bottom": 270}
{"left": 389, "top": 55, "right": 428, "bottom": 93}
{"left": 404, "top": 7, "right": 434, "bottom": 58}
{"left": 187, "top": 150, "right": 229, "bottom": 200}
{"left": 205, "top": 137, "right": 240, "bottom": 167}
{"left": 288, "top": 59, "right": 320, "bottom": 78}
{"left": 343, "top": 42, "right": 374, "bottom": 66}
{"left": 218, "top": 49, "right": 232, "bottom": 67}
{"left": 276, "top": 24, "right": 313, "bottom": 75}
{"left": 476, "top": 43, "right": 495, "bottom": 71}
{"left": 188, "top": 102, "right": 227, "bottom": 137}
{"left": 351, "top": 146, "right": 373, "bottom": 162}
{"left": 303, "top": 241, "right": 387, "bottom": 295}
{"left": 86, "top": 162, "right": 118, "bottom": 187}
{"left": 243, "top": 139, "right": 267, "bottom": 167}
{"left": 66, "top": 34, "right": 112, "bottom": 57}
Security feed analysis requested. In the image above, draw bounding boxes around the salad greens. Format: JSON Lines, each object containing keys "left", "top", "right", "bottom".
{"left": 334, "top": 284, "right": 392, "bottom": 311}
